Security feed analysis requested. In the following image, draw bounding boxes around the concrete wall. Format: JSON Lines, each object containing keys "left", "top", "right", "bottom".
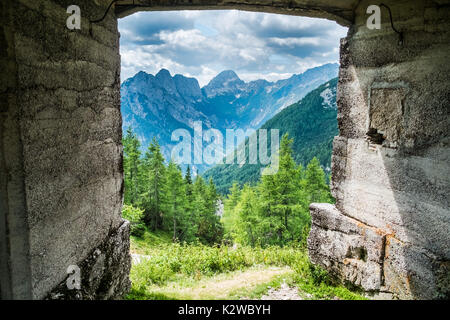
{"left": 114, "top": 0, "right": 359, "bottom": 26}
{"left": 1, "top": 0, "right": 130, "bottom": 299}
{"left": 0, "top": 0, "right": 33, "bottom": 300}
{"left": 308, "top": 0, "right": 450, "bottom": 299}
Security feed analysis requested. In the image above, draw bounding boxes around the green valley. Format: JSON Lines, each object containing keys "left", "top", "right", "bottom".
{"left": 203, "top": 78, "right": 338, "bottom": 194}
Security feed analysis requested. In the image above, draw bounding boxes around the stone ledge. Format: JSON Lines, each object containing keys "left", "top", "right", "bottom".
{"left": 308, "top": 203, "right": 386, "bottom": 291}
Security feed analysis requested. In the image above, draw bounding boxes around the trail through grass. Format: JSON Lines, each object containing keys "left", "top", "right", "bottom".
{"left": 146, "top": 266, "right": 292, "bottom": 300}
{"left": 126, "top": 230, "right": 366, "bottom": 300}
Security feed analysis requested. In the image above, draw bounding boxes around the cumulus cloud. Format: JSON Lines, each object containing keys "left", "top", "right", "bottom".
{"left": 119, "top": 10, "right": 347, "bottom": 86}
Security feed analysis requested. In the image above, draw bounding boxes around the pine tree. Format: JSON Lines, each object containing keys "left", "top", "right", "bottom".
{"left": 305, "top": 157, "right": 332, "bottom": 204}
{"left": 166, "top": 162, "right": 186, "bottom": 241}
{"left": 276, "top": 134, "right": 302, "bottom": 242}
{"left": 222, "top": 182, "right": 241, "bottom": 242}
{"left": 185, "top": 165, "right": 193, "bottom": 186}
{"left": 142, "top": 138, "right": 168, "bottom": 230}
{"left": 225, "top": 182, "right": 241, "bottom": 209}
{"left": 181, "top": 165, "right": 197, "bottom": 242}
{"left": 206, "top": 178, "right": 223, "bottom": 244}
{"left": 192, "top": 176, "right": 223, "bottom": 244}
{"left": 259, "top": 134, "right": 303, "bottom": 245}
{"left": 234, "top": 184, "right": 260, "bottom": 246}
{"left": 192, "top": 175, "right": 207, "bottom": 242}
{"left": 123, "top": 127, "right": 142, "bottom": 206}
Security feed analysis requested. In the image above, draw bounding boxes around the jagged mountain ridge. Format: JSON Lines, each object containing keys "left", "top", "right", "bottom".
{"left": 120, "top": 63, "right": 338, "bottom": 172}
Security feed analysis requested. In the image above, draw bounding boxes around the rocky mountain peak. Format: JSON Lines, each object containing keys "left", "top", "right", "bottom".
{"left": 156, "top": 68, "right": 171, "bottom": 79}
{"left": 203, "top": 70, "right": 245, "bottom": 97}
{"left": 155, "top": 68, "right": 177, "bottom": 94}
{"left": 173, "top": 74, "right": 202, "bottom": 100}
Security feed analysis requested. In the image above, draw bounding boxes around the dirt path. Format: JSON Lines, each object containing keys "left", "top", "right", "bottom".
{"left": 150, "top": 266, "right": 293, "bottom": 300}
{"left": 132, "top": 253, "right": 305, "bottom": 300}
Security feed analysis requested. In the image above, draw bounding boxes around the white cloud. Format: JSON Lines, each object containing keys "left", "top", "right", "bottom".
{"left": 119, "top": 10, "right": 347, "bottom": 86}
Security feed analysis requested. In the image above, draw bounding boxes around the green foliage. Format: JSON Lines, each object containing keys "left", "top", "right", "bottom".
{"left": 222, "top": 134, "right": 331, "bottom": 248}
{"left": 192, "top": 177, "right": 224, "bottom": 244}
{"left": 123, "top": 127, "right": 142, "bottom": 205}
{"left": 122, "top": 129, "right": 224, "bottom": 245}
{"left": 305, "top": 157, "right": 334, "bottom": 204}
{"left": 123, "top": 126, "right": 333, "bottom": 248}
{"left": 204, "top": 78, "right": 338, "bottom": 195}
{"left": 131, "top": 228, "right": 174, "bottom": 251}
{"left": 122, "top": 204, "right": 146, "bottom": 237}
{"left": 122, "top": 78, "right": 365, "bottom": 301}
{"left": 127, "top": 233, "right": 366, "bottom": 300}
{"left": 165, "top": 161, "right": 187, "bottom": 241}
{"left": 129, "top": 241, "right": 304, "bottom": 289}
{"left": 291, "top": 260, "right": 366, "bottom": 300}
{"left": 141, "top": 138, "right": 168, "bottom": 230}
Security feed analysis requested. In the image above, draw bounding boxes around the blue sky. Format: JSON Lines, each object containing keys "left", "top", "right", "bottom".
{"left": 119, "top": 10, "right": 347, "bottom": 86}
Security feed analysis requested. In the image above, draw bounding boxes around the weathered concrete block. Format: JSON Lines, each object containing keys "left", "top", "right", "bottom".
{"left": 308, "top": 203, "right": 385, "bottom": 291}
{"left": 369, "top": 87, "right": 406, "bottom": 146}
{"left": 310, "top": 0, "right": 450, "bottom": 300}
{"left": 383, "top": 236, "right": 450, "bottom": 300}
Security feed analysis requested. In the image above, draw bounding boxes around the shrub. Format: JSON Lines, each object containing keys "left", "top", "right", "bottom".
{"left": 122, "top": 204, "right": 146, "bottom": 237}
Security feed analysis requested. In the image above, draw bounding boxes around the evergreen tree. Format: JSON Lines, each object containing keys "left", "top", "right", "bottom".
{"left": 123, "top": 127, "right": 142, "bottom": 205}
{"left": 259, "top": 134, "right": 302, "bottom": 245}
{"left": 275, "top": 134, "right": 303, "bottom": 242}
{"left": 305, "top": 157, "right": 332, "bottom": 204}
{"left": 121, "top": 132, "right": 333, "bottom": 248}
{"left": 226, "top": 182, "right": 241, "bottom": 209}
{"left": 206, "top": 178, "right": 224, "bottom": 244}
{"left": 234, "top": 184, "right": 260, "bottom": 246}
{"left": 185, "top": 165, "right": 193, "bottom": 186}
{"left": 182, "top": 165, "right": 197, "bottom": 242}
{"left": 193, "top": 176, "right": 223, "bottom": 244}
{"left": 166, "top": 162, "right": 186, "bottom": 241}
{"left": 142, "top": 138, "right": 168, "bottom": 230}
{"left": 222, "top": 182, "right": 241, "bottom": 242}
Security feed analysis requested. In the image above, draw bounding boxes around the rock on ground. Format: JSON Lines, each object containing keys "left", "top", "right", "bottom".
{"left": 260, "top": 282, "right": 303, "bottom": 300}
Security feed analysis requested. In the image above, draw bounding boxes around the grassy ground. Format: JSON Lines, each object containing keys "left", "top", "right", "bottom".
{"left": 138, "top": 266, "right": 293, "bottom": 300}
{"left": 126, "top": 229, "right": 366, "bottom": 300}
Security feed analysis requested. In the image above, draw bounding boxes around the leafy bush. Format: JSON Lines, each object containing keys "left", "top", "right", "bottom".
{"left": 122, "top": 204, "right": 146, "bottom": 237}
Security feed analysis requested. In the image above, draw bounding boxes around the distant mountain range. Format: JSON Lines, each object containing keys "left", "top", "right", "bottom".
{"left": 203, "top": 78, "right": 338, "bottom": 194}
{"left": 120, "top": 63, "right": 338, "bottom": 173}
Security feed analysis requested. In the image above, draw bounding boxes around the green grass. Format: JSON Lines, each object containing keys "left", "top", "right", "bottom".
{"left": 126, "top": 230, "right": 366, "bottom": 300}
{"left": 131, "top": 266, "right": 292, "bottom": 300}
{"left": 130, "top": 229, "right": 173, "bottom": 253}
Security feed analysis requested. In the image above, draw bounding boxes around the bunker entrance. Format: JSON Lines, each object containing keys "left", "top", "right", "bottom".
{"left": 2, "top": 0, "right": 449, "bottom": 301}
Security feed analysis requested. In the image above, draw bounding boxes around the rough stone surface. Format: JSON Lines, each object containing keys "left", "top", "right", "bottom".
{"left": 308, "top": 203, "right": 385, "bottom": 291}
{"left": 260, "top": 282, "right": 303, "bottom": 300}
{"left": 1, "top": 0, "right": 127, "bottom": 300}
{"left": 46, "top": 220, "right": 131, "bottom": 300}
{"left": 309, "top": 0, "right": 450, "bottom": 300}
{"left": 115, "top": 0, "right": 359, "bottom": 26}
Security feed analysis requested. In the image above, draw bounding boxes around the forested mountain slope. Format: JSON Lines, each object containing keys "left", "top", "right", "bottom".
{"left": 203, "top": 78, "right": 338, "bottom": 194}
